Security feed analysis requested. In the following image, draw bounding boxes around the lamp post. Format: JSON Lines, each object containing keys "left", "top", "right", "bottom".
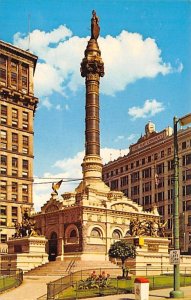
{"left": 170, "top": 113, "right": 191, "bottom": 298}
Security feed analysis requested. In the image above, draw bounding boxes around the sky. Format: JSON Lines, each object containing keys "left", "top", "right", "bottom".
{"left": 1, "top": 0, "right": 191, "bottom": 211}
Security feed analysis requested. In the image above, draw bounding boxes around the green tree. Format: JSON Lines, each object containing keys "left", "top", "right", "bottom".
{"left": 108, "top": 241, "right": 136, "bottom": 277}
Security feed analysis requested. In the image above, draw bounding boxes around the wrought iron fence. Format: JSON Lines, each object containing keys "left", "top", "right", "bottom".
{"left": 0, "top": 268, "right": 23, "bottom": 293}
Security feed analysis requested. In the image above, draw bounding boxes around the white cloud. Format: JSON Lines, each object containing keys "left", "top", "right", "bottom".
{"left": 114, "top": 135, "right": 125, "bottom": 142}
{"left": 127, "top": 133, "right": 139, "bottom": 141}
{"left": 41, "top": 97, "right": 52, "bottom": 110}
{"left": 128, "top": 99, "right": 165, "bottom": 120}
{"left": 13, "top": 26, "right": 177, "bottom": 99}
{"left": 33, "top": 147, "right": 129, "bottom": 211}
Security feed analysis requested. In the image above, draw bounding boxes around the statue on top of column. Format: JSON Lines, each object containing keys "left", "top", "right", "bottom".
{"left": 91, "top": 10, "right": 100, "bottom": 40}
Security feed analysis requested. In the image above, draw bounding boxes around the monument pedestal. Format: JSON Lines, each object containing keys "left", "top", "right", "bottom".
{"left": 1, "top": 236, "right": 48, "bottom": 273}
{"left": 124, "top": 236, "right": 170, "bottom": 275}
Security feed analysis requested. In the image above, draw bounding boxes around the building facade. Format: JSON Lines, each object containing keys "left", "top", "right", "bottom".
{"left": 0, "top": 40, "right": 38, "bottom": 244}
{"left": 102, "top": 122, "right": 191, "bottom": 252}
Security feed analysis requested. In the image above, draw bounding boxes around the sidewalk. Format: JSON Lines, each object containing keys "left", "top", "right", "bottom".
{"left": 0, "top": 275, "right": 59, "bottom": 300}
{"left": 0, "top": 275, "right": 191, "bottom": 300}
{"left": 82, "top": 286, "right": 191, "bottom": 300}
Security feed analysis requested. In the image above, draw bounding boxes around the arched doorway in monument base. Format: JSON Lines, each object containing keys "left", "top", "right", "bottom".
{"left": 48, "top": 232, "right": 58, "bottom": 261}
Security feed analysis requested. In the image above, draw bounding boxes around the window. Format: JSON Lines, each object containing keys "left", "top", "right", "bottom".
{"left": 12, "top": 169, "right": 18, "bottom": 176}
{"left": 12, "top": 157, "right": 18, "bottom": 168}
{"left": 131, "top": 172, "right": 139, "bottom": 183}
{"left": 0, "top": 55, "right": 7, "bottom": 83}
{"left": 22, "top": 184, "right": 28, "bottom": 194}
{"left": 142, "top": 158, "right": 145, "bottom": 165}
{"left": 0, "top": 155, "right": 7, "bottom": 165}
{"left": 167, "top": 147, "right": 171, "bottom": 155}
{"left": 131, "top": 185, "right": 139, "bottom": 196}
{"left": 12, "top": 133, "right": 18, "bottom": 152}
{"left": 12, "top": 109, "right": 18, "bottom": 127}
{"left": 11, "top": 60, "right": 18, "bottom": 87}
{"left": 183, "top": 185, "right": 191, "bottom": 196}
{"left": 120, "top": 175, "right": 128, "bottom": 187}
{"left": 0, "top": 205, "right": 6, "bottom": 215}
{"left": 156, "top": 163, "right": 164, "bottom": 174}
{"left": 12, "top": 182, "right": 18, "bottom": 192}
{"left": 90, "top": 228, "right": 102, "bottom": 238}
{"left": 0, "top": 105, "right": 7, "bottom": 124}
{"left": 122, "top": 189, "right": 128, "bottom": 197}
{"left": 112, "top": 230, "right": 122, "bottom": 239}
{"left": 115, "top": 169, "right": 118, "bottom": 175}
{"left": 12, "top": 207, "right": 18, "bottom": 217}
{"left": 120, "top": 167, "right": 123, "bottom": 173}
{"left": 142, "top": 181, "right": 151, "bottom": 192}
{"left": 142, "top": 167, "right": 151, "bottom": 178}
{"left": 182, "top": 141, "right": 187, "bottom": 150}
{"left": 148, "top": 156, "right": 151, "bottom": 163}
{"left": 22, "top": 159, "right": 28, "bottom": 170}
{"left": 0, "top": 130, "right": 7, "bottom": 141}
{"left": 168, "top": 189, "right": 173, "bottom": 200}
{"left": 22, "top": 112, "right": 28, "bottom": 130}
{"left": 0, "top": 181, "right": 7, "bottom": 191}
{"left": 154, "top": 153, "right": 158, "bottom": 160}
{"left": 161, "top": 150, "right": 164, "bottom": 158}
{"left": 21, "top": 64, "right": 28, "bottom": 92}
{"left": 12, "top": 194, "right": 17, "bottom": 202}
{"left": 125, "top": 165, "right": 128, "bottom": 171}
{"left": 22, "top": 147, "right": 28, "bottom": 154}
{"left": 188, "top": 216, "right": 191, "bottom": 226}
{"left": 136, "top": 160, "right": 139, "bottom": 167}
{"left": 183, "top": 170, "right": 191, "bottom": 181}
{"left": 22, "top": 195, "right": 28, "bottom": 202}
{"left": 143, "top": 195, "right": 151, "bottom": 205}
{"left": 111, "top": 179, "right": 118, "bottom": 190}
{"left": 131, "top": 163, "right": 134, "bottom": 169}
{"left": 168, "top": 160, "right": 173, "bottom": 171}
{"left": 0, "top": 167, "right": 7, "bottom": 175}
{"left": 183, "top": 153, "right": 191, "bottom": 166}
{"left": 0, "top": 234, "right": 7, "bottom": 243}
{"left": 22, "top": 171, "right": 28, "bottom": 178}
{"left": 12, "top": 133, "right": 18, "bottom": 143}
{"left": 23, "top": 135, "right": 29, "bottom": 146}
{"left": 22, "top": 112, "right": 28, "bottom": 122}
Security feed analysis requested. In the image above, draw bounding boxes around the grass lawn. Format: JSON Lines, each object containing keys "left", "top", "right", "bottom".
{"left": 0, "top": 276, "right": 19, "bottom": 292}
{"left": 56, "top": 274, "right": 191, "bottom": 300}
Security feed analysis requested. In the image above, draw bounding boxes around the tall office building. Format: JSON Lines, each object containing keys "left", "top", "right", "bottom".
{"left": 0, "top": 40, "right": 38, "bottom": 244}
{"left": 102, "top": 122, "right": 191, "bottom": 252}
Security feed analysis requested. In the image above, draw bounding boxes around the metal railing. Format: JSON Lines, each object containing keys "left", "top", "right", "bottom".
{"left": 0, "top": 269, "right": 23, "bottom": 293}
{"left": 46, "top": 266, "right": 191, "bottom": 300}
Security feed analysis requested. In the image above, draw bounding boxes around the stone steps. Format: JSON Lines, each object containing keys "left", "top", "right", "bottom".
{"left": 25, "top": 260, "right": 121, "bottom": 276}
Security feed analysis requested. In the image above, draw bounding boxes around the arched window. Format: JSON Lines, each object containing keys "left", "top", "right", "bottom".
{"left": 70, "top": 229, "right": 77, "bottom": 238}
{"left": 65, "top": 225, "right": 79, "bottom": 244}
{"left": 112, "top": 229, "right": 122, "bottom": 239}
{"left": 90, "top": 228, "right": 102, "bottom": 238}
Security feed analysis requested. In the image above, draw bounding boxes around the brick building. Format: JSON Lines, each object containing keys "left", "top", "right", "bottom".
{"left": 102, "top": 121, "right": 191, "bottom": 252}
{"left": 0, "top": 40, "right": 38, "bottom": 244}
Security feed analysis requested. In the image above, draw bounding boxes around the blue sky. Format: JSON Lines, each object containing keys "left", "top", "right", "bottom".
{"left": 1, "top": 0, "right": 191, "bottom": 210}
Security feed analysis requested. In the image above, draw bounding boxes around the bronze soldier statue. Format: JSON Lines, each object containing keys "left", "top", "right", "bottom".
{"left": 91, "top": 10, "right": 100, "bottom": 40}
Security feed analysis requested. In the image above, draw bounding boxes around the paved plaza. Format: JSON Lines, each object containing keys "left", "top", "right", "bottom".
{"left": 0, "top": 275, "right": 191, "bottom": 300}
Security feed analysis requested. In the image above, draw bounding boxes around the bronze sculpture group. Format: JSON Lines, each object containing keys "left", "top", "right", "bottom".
{"left": 14, "top": 209, "right": 38, "bottom": 238}
{"left": 129, "top": 217, "right": 166, "bottom": 237}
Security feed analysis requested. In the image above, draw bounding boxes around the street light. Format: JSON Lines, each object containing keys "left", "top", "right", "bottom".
{"left": 170, "top": 113, "right": 191, "bottom": 299}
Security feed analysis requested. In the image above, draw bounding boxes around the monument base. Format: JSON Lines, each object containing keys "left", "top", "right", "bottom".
{"left": 1, "top": 236, "right": 48, "bottom": 273}
{"left": 124, "top": 236, "right": 170, "bottom": 275}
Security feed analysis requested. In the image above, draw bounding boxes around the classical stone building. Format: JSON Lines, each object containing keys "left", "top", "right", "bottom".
{"left": 0, "top": 40, "right": 38, "bottom": 244}
{"left": 102, "top": 122, "right": 191, "bottom": 252}
{"left": 34, "top": 12, "right": 159, "bottom": 262}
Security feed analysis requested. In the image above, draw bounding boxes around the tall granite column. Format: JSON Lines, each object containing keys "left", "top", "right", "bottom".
{"left": 80, "top": 11, "right": 105, "bottom": 184}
